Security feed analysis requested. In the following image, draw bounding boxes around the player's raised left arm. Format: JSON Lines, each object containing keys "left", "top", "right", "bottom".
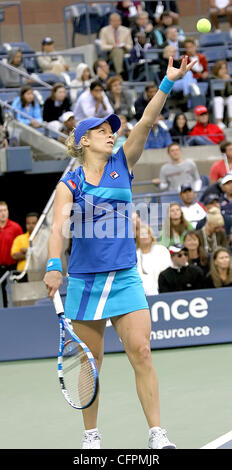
{"left": 123, "top": 56, "right": 197, "bottom": 172}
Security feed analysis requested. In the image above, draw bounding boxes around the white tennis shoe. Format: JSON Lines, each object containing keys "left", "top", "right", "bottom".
{"left": 148, "top": 427, "right": 176, "bottom": 449}
{"left": 82, "top": 430, "right": 101, "bottom": 449}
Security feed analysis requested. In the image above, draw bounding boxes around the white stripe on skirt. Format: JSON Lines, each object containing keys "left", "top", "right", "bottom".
{"left": 93, "top": 271, "right": 116, "bottom": 320}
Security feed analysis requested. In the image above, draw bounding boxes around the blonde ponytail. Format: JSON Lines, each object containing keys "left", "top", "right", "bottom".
{"left": 65, "top": 128, "right": 90, "bottom": 164}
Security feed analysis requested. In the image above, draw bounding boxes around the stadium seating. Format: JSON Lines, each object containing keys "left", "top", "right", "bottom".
{"left": 0, "top": 46, "right": 7, "bottom": 57}
{"left": 127, "top": 81, "right": 151, "bottom": 94}
{"left": 199, "top": 31, "right": 231, "bottom": 47}
{"left": 63, "top": 3, "right": 88, "bottom": 48}
{"left": 91, "top": 2, "right": 117, "bottom": 27}
{"left": 3, "top": 41, "right": 35, "bottom": 53}
{"left": 209, "top": 79, "right": 227, "bottom": 101}
{"left": 1, "top": 42, "right": 40, "bottom": 74}
{"left": 226, "top": 46, "right": 232, "bottom": 59}
{"left": 124, "top": 56, "right": 148, "bottom": 81}
{"left": 62, "top": 70, "right": 76, "bottom": 82}
{"left": 69, "top": 52, "right": 85, "bottom": 64}
{"left": 208, "top": 78, "right": 232, "bottom": 123}
{"left": 0, "top": 89, "right": 19, "bottom": 104}
{"left": 197, "top": 82, "right": 209, "bottom": 96}
{"left": 63, "top": 2, "right": 117, "bottom": 47}
{"left": 201, "top": 46, "right": 227, "bottom": 64}
{"left": 228, "top": 61, "right": 232, "bottom": 74}
{"left": 31, "top": 72, "right": 66, "bottom": 86}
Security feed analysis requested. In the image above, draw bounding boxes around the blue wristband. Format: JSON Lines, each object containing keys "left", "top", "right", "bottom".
{"left": 159, "top": 76, "right": 174, "bottom": 94}
{"left": 46, "top": 257, "right": 62, "bottom": 273}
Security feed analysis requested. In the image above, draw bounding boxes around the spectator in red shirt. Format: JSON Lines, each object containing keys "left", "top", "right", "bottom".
{"left": 210, "top": 140, "right": 232, "bottom": 183}
{"left": 184, "top": 37, "right": 208, "bottom": 82}
{"left": 0, "top": 201, "right": 23, "bottom": 307}
{"left": 188, "top": 105, "right": 225, "bottom": 145}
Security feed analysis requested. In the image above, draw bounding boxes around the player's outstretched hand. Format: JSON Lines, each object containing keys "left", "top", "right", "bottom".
{"left": 166, "top": 55, "right": 198, "bottom": 82}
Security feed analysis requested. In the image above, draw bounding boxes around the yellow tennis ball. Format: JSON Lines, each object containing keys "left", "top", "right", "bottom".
{"left": 197, "top": 18, "right": 211, "bottom": 33}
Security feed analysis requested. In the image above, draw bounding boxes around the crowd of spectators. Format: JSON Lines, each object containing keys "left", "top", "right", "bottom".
{"left": 0, "top": 203, "right": 39, "bottom": 307}
{"left": 1, "top": 2, "right": 232, "bottom": 140}
{"left": 1, "top": 1, "right": 232, "bottom": 305}
{"left": 135, "top": 187, "right": 232, "bottom": 294}
{"left": 134, "top": 160, "right": 232, "bottom": 294}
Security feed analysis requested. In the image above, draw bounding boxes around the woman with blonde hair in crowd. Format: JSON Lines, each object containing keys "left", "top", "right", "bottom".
{"left": 160, "top": 202, "right": 194, "bottom": 248}
{"left": 205, "top": 247, "right": 232, "bottom": 288}
{"left": 136, "top": 223, "right": 171, "bottom": 295}
{"left": 211, "top": 60, "right": 232, "bottom": 129}
{"left": 196, "top": 207, "right": 227, "bottom": 254}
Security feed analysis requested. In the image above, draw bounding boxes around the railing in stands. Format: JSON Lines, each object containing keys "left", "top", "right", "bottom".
{"left": 0, "top": 60, "right": 52, "bottom": 88}
{"left": 0, "top": 98, "right": 68, "bottom": 139}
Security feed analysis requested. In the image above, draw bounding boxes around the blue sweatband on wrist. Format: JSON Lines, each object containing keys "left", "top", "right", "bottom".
{"left": 46, "top": 257, "right": 62, "bottom": 273}
{"left": 159, "top": 76, "right": 174, "bottom": 94}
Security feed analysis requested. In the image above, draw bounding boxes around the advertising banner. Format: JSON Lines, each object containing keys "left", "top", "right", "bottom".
{"left": 104, "top": 288, "right": 232, "bottom": 352}
{"left": 1, "top": 288, "right": 232, "bottom": 361}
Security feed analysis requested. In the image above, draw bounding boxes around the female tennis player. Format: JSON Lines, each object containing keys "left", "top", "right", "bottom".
{"left": 44, "top": 56, "right": 196, "bottom": 449}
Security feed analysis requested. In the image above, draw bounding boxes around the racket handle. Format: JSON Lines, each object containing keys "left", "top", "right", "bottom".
{"left": 53, "top": 290, "right": 64, "bottom": 315}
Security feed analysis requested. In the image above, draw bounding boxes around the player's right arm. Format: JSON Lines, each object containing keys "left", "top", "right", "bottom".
{"left": 43, "top": 182, "right": 73, "bottom": 298}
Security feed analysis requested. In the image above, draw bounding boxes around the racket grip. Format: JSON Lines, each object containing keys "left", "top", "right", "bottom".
{"left": 53, "top": 290, "right": 64, "bottom": 315}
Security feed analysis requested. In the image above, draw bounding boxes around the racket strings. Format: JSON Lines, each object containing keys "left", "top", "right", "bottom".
{"left": 62, "top": 341, "right": 96, "bottom": 407}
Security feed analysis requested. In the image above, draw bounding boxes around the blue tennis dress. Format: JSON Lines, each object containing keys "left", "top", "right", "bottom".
{"left": 60, "top": 146, "right": 148, "bottom": 321}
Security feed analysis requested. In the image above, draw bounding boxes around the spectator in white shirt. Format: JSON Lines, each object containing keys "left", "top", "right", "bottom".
{"left": 73, "top": 80, "right": 114, "bottom": 123}
{"left": 179, "top": 184, "right": 207, "bottom": 228}
{"left": 136, "top": 223, "right": 172, "bottom": 295}
{"left": 37, "top": 37, "right": 69, "bottom": 75}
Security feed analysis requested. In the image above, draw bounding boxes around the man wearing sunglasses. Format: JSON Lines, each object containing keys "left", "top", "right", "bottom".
{"left": 158, "top": 243, "right": 204, "bottom": 293}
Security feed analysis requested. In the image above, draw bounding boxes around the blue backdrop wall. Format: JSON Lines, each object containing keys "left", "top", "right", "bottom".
{"left": 1, "top": 288, "right": 232, "bottom": 361}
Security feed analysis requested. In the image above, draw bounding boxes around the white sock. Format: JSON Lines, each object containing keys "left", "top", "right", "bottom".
{"left": 149, "top": 426, "right": 161, "bottom": 436}
{"left": 85, "top": 427, "right": 99, "bottom": 435}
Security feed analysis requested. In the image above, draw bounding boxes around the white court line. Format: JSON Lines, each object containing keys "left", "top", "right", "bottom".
{"left": 201, "top": 431, "right": 232, "bottom": 449}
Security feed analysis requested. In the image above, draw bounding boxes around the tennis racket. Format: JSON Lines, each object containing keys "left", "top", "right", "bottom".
{"left": 53, "top": 290, "right": 99, "bottom": 410}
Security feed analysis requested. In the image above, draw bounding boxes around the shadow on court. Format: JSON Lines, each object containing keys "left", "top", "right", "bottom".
{"left": 0, "top": 343, "right": 232, "bottom": 449}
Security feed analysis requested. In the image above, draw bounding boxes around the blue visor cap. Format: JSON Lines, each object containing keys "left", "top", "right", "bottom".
{"left": 74, "top": 114, "right": 121, "bottom": 145}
